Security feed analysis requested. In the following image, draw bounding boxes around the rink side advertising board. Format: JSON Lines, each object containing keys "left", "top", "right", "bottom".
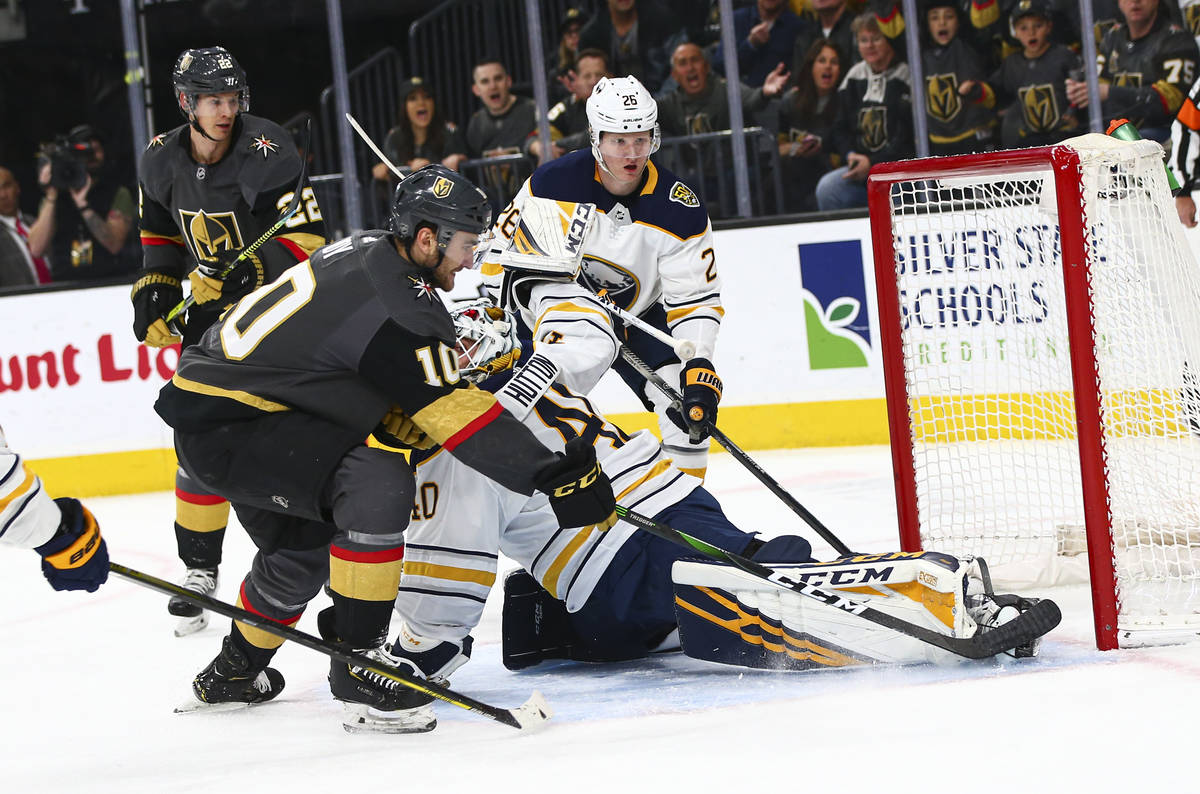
{"left": 7, "top": 217, "right": 1200, "bottom": 495}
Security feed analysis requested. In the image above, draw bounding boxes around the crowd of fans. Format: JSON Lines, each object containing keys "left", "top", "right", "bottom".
{"left": 6, "top": 0, "right": 1200, "bottom": 289}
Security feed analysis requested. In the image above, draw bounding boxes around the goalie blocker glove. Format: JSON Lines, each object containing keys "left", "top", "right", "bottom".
{"left": 533, "top": 437, "right": 619, "bottom": 533}
{"left": 35, "top": 498, "right": 108, "bottom": 592}
{"left": 188, "top": 247, "right": 265, "bottom": 307}
{"left": 670, "top": 358, "right": 722, "bottom": 442}
{"left": 131, "top": 271, "right": 183, "bottom": 347}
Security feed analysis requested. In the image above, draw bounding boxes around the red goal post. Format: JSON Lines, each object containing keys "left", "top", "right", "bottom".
{"left": 866, "top": 136, "right": 1200, "bottom": 650}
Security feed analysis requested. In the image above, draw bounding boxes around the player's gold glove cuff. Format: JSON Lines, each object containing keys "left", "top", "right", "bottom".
{"left": 187, "top": 270, "right": 225, "bottom": 305}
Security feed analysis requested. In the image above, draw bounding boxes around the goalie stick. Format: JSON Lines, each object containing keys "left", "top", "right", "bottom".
{"left": 108, "top": 561, "right": 551, "bottom": 731}
{"left": 164, "top": 116, "right": 314, "bottom": 335}
{"left": 617, "top": 343, "right": 855, "bottom": 557}
{"left": 613, "top": 507, "right": 1063, "bottom": 660}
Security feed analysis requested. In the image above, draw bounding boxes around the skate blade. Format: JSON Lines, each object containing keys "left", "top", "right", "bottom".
{"left": 340, "top": 702, "right": 436, "bottom": 734}
{"left": 174, "top": 612, "right": 210, "bottom": 637}
{"left": 174, "top": 699, "right": 257, "bottom": 715}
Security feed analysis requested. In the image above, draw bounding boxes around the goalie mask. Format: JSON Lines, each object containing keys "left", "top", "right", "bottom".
{"left": 173, "top": 46, "right": 250, "bottom": 119}
{"left": 450, "top": 300, "right": 523, "bottom": 382}
{"left": 586, "top": 76, "right": 661, "bottom": 176}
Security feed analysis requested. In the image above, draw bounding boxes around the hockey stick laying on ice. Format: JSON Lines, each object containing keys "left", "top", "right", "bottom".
{"left": 108, "top": 561, "right": 551, "bottom": 731}
{"left": 164, "top": 116, "right": 314, "bottom": 335}
{"left": 616, "top": 342, "right": 855, "bottom": 557}
{"left": 613, "top": 507, "right": 1062, "bottom": 660}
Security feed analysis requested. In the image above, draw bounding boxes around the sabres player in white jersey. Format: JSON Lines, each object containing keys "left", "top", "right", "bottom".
{"left": 388, "top": 303, "right": 1055, "bottom": 680}
{"left": 480, "top": 75, "right": 723, "bottom": 479}
{"left": 0, "top": 427, "right": 109, "bottom": 593}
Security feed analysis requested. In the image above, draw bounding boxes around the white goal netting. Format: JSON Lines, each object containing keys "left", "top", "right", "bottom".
{"left": 877, "top": 135, "right": 1200, "bottom": 646}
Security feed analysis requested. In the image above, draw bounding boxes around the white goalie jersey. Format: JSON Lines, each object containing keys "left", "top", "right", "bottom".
{"left": 396, "top": 379, "right": 702, "bottom": 642}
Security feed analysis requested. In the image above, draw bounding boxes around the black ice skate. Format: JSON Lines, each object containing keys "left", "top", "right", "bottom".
{"left": 329, "top": 645, "right": 436, "bottom": 734}
{"left": 180, "top": 635, "right": 285, "bottom": 713}
{"left": 168, "top": 566, "right": 218, "bottom": 637}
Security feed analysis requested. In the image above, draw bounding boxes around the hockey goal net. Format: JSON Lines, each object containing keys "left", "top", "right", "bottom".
{"left": 867, "top": 134, "right": 1200, "bottom": 649}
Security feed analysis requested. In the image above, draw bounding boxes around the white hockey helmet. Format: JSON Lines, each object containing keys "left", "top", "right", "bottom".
{"left": 586, "top": 75, "right": 661, "bottom": 169}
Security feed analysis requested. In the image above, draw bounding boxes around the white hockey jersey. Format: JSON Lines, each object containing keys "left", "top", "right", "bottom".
{"left": 395, "top": 380, "right": 702, "bottom": 642}
{"left": 0, "top": 428, "right": 61, "bottom": 549}
{"left": 479, "top": 149, "right": 723, "bottom": 471}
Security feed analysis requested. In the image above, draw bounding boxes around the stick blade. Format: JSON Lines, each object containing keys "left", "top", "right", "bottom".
{"left": 969, "top": 598, "right": 1063, "bottom": 658}
{"left": 507, "top": 690, "right": 553, "bottom": 731}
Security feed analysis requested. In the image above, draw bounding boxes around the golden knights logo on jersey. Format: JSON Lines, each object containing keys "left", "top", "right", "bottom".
{"left": 1114, "top": 72, "right": 1144, "bottom": 87}
{"left": 1018, "top": 84, "right": 1061, "bottom": 133}
{"left": 1188, "top": 3, "right": 1200, "bottom": 36}
{"left": 178, "top": 208, "right": 246, "bottom": 261}
{"left": 926, "top": 74, "right": 962, "bottom": 124}
{"left": 685, "top": 113, "right": 713, "bottom": 134}
{"left": 858, "top": 107, "right": 888, "bottom": 152}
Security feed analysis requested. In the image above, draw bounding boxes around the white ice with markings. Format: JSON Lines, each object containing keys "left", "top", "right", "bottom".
{"left": 2, "top": 447, "right": 1196, "bottom": 793}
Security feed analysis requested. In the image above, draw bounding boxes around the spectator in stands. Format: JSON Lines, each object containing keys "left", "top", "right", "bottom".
{"left": 777, "top": 39, "right": 841, "bottom": 212}
{"left": 657, "top": 42, "right": 789, "bottom": 136}
{"left": 578, "top": 0, "right": 682, "bottom": 94}
{"left": 712, "top": 0, "right": 806, "bottom": 88}
{"left": 466, "top": 58, "right": 539, "bottom": 159}
{"left": 372, "top": 77, "right": 467, "bottom": 183}
{"left": 658, "top": 42, "right": 789, "bottom": 216}
{"left": 921, "top": 0, "right": 995, "bottom": 155}
{"left": 984, "top": 0, "right": 1080, "bottom": 149}
{"left": 0, "top": 166, "right": 49, "bottom": 287}
{"left": 530, "top": 48, "right": 612, "bottom": 163}
{"left": 548, "top": 7, "right": 588, "bottom": 104}
{"left": 815, "top": 13, "right": 913, "bottom": 211}
{"left": 1066, "top": 0, "right": 1199, "bottom": 141}
{"left": 27, "top": 125, "right": 136, "bottom": 283}
{"left": 793, "top": 0, "right": 859, "bottom": 77}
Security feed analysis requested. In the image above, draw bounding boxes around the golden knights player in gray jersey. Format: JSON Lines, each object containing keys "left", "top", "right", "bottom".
{"left": 129, "top": 47, "right": 327, "bottom": 636}
{"left": 1067, "top": 0, "right": 1200, "bottom": 138}
{"left": 152, "top": 165, "right": 618, "bottom": 733}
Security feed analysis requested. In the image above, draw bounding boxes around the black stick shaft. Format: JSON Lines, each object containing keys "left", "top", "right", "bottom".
{"left": 618, "top": 346, "right": 854, "bottom": 556}
{"left": 109, "top": 561, "right": 530, "bottom": 728}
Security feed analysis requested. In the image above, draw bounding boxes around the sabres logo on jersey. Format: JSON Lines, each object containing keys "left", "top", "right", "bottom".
{"left": 579, "top": 255, "right": 640, "bottom": 309}
{"left": 1019, "top": 84, "right": 1061, "bottom": 132}
{"left": 669, "top": 181, "right": 699, "bottom": 208}
{"left": 408, "top": 275, "right": 437, "bottom": 302}
{"left": 858, "top": 107, "right": 888, "bottom": 152}
{"left": 147, "top": 133, "right": 166, "bottom": 149}
{"left": 432, "top": 176, "right": 454, "bottom": 199}
{"left": 250, "top": 135, "right": 279, "bottom": 158}
{"left": 178, "top": 209, "right": 246, "bottom": 261}
{"left": 926, "top": 74, "right": 962, "bottom": 123}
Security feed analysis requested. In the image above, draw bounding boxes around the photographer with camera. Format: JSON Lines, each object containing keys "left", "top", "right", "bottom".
{"left": 27, "top": 124, "right": 136, "bottom": 283}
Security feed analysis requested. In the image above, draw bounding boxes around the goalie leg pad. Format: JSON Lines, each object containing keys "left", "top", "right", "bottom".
{"left": 672, "top": 552, "right": 977, "bottom": 670}
{"left": 501, "top": 569, "right": 580, "bottom": 670}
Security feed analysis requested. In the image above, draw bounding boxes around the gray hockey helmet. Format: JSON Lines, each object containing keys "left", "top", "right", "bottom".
{"left": 388, "top": 164, "right": 493, "bottom": 248}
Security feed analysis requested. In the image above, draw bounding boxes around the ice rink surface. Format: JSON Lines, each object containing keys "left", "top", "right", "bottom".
{"left": 3, "top": 446, "right": 1197, "bottom": 794}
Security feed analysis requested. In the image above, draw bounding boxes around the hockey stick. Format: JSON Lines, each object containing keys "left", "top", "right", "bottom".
{"left": 345, "top": 112, "right": 404, "bottom": 179}
{"left": 164, "top": 116, "right": 314, "bottom": 335}
{"left": 108, "top": 561, "right": 551, "bottom": 731}
{"left": 595, "top": 289, "right": 696, "bottom": 360}
{"left": 612, "top": 506, "right": 1063, "bottom": 660}
{"left": 617, "top": 343, "right": 855, "bottom": 557}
